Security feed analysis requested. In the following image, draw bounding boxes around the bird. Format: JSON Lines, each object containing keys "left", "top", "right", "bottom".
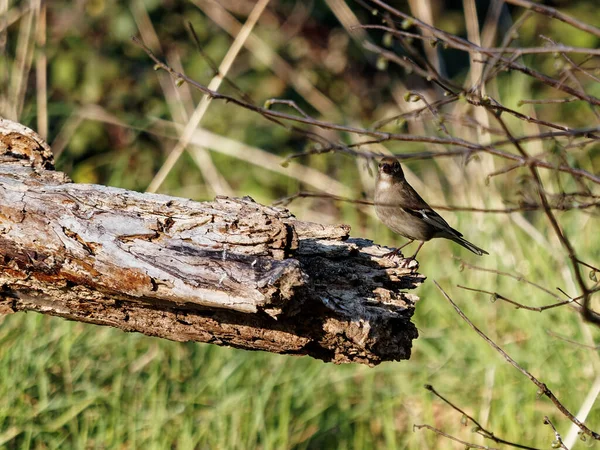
{"left": 375, "top": 157, "right": 488, "bottom": 263}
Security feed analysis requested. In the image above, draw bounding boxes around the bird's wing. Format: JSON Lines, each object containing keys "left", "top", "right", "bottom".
{"left": 394, "top": 180, "right": 464, "bottom": 237}
{"left": 402, "top": 206, "right": 463, "bottom": 237}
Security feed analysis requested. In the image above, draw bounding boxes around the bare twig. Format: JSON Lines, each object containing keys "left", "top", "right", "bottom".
{"left": 457, "top": 285, "right": 578, "bottom": 311}
{"left": 503, "top": 0, "right": 600, "bottom": 39}
{"left": 546, "top": 331, "right": 599, "bottom": 351}
{"left": 544, "top": 416, "right": 569, "bottom": 450}
{"left": 424, "top": 384, "right": 541, "bottom": 450}
{"left": 519, "top": 97, "right": 580, "bottom": 105}
{"left": 366, "top": 0, "right": 600, "bottom": 105}
{"left": 483, "top": 105, "right": 599, "bottom": 325}
{"left": 132, "top": 38, "right": 600, "bottom": 185}
{"left": 455, "top": 258, "right": 566, "bottom": 302}
{"left": 264, "top": 99, "right": 310, "bottom": 118}
{"left": 273, "top": 190, "right": 600, "bottom": 213}
{"left": 360, "top": 26, "right": 600, "bottom": 55}
{"left": 145, "top": 0, "right": 272, "bottom": 194}
{"left": 434, "top": 281, "right": 600, "bottom": 441}
{"left": 186, "top": 22, "right": 255, "bottom": 104}
{"left": 413, "top": 424, "right": 500, "bottom": 450}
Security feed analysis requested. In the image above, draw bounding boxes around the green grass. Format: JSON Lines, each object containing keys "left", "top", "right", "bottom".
{"left": 1, "top": 0, "right": 600, "bottom": 448}
{"left": 0, "top": 205, "right": 598, "bottom": 449}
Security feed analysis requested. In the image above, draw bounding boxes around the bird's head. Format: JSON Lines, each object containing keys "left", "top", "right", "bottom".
{"left": 377, "top": 157, "right": 404, "bottom": 182}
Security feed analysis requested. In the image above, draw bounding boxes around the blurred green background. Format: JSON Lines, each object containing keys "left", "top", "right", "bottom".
{"left": 0, "top": 0, "right": 599, "bottom": 448}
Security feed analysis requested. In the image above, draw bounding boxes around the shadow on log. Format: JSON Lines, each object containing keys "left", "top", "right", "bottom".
{"left": 0, "top": 118, "right": 424, "bottom": 366}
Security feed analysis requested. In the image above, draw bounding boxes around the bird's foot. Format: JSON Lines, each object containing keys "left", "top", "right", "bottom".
{"left": 399, "top": 256, "right": 419, "bottom": 269}
{"left": 400, "top": 257, "right": 415, "bottom": 268}
{"left": 382, "top": 247, "right": 404, "bottom": 259}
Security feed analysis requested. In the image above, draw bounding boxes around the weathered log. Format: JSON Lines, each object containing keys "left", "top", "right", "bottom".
{"left": 0, "top": 118, "right": 424, "bottom": 365}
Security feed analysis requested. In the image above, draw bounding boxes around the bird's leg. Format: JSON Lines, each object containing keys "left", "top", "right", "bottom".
{"left": 400, "top": 241, "right": 425, "bottom": 267}
{"left": 411, "top": 241, "right": 425, "bottom": 259}
{"left": 383, "top": 240, "right": 413, "bottom": 259}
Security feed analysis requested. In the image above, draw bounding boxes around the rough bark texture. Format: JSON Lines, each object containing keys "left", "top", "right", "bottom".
{"left": 0, "top": 118, "right": 424, "bottom": 365}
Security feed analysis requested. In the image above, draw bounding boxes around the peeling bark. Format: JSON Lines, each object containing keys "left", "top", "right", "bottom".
{"left": 0, "top": 118, "right": 424, "bottom": 365}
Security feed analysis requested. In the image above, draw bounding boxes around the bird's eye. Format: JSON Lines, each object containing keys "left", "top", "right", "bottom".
{"left": 393, "top": 161, "right": 400, "bottom": 171}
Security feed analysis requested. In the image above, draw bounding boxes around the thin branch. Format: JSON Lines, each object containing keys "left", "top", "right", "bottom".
{"left": 519, "top": 97, "right": 580, "bottom": 105}
{"left": 435, "top": 281, "right": 600, "bottom": 440}
{"left": 576, "top": 258, "right": 600, "bottom": 274}
{"left": 544, "top": 416, "right": 569, "bottom": 450}
{"left": 546, "top": 331, "right": 600, "bottom": 351}
{"left": 503, "top": 0, "right": 600, "bottom": 39}
{"left": 424, "top": 384, "right": 541, "bottom": 450}
{"left": 273, "top": 190, "right": 600, "bottom": 213}
{"left": 455, "top": 258, "right": 565, "bottom": 302}
{"left": 186, "top": 21, "right": 255, "bottom": 104}
{"left": 371, "top": 97, "right": 458, "bottom": 130}
{"left": 264, "top": 99, "right": 310, "bottom": 118}
{"left": 359, "top": 26, "right": 600, "bottom": 55}
{"left": 457, "top": 285, "right": 578, "bottom": 311}
{"left": 365, "top": 1, "right": 600, "bottom": 105}
{"left": 413, "top": 424, "right": 500, "bottom": 450}
{"left": 477, "top": 9, "right": 533, "bottom": 92}
{"left": 145, "top": 0, "right": 272, "bottom": 194}
{"left": 134, "top": 37, "right": 600, "bottom": 185}
{"left": 483, "top": 105, "right": 599, "bottom": 326}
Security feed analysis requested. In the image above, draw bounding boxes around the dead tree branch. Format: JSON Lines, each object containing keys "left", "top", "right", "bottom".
{"left": 0, "top": 118, "right": 424, "bottom": 366}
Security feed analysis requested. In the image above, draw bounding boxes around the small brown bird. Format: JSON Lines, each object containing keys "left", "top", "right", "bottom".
{"left": 375, "top": 157, "right": 488, "bottom": 262}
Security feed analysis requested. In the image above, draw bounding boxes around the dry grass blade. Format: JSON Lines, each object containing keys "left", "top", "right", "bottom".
{"left": 132, "top": 39, "right": 600, "bottom": 185}
{"left": 145, "top": 0, "right": 272, "bottom": 194}
{"left": 35, "top": 0, "right": 47, "bottom": 140}
{"left": 192, "top": 0, "right": 339, "bottom": 119}
{"left": 8, "top": 2, "right": 35, "bottom": 121}
{"left": 325, "top": 0, "right": 370, "bottom": 47}
{"left": 153, "top": 120, "right": 352, "bottom": 197}
{"left": 563, "top": 376, "right": 600, "bottom": 448}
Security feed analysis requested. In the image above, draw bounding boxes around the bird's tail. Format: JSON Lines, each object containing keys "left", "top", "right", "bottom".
{"left": 450, "top": 236, "right": 489, "bottom": 256}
